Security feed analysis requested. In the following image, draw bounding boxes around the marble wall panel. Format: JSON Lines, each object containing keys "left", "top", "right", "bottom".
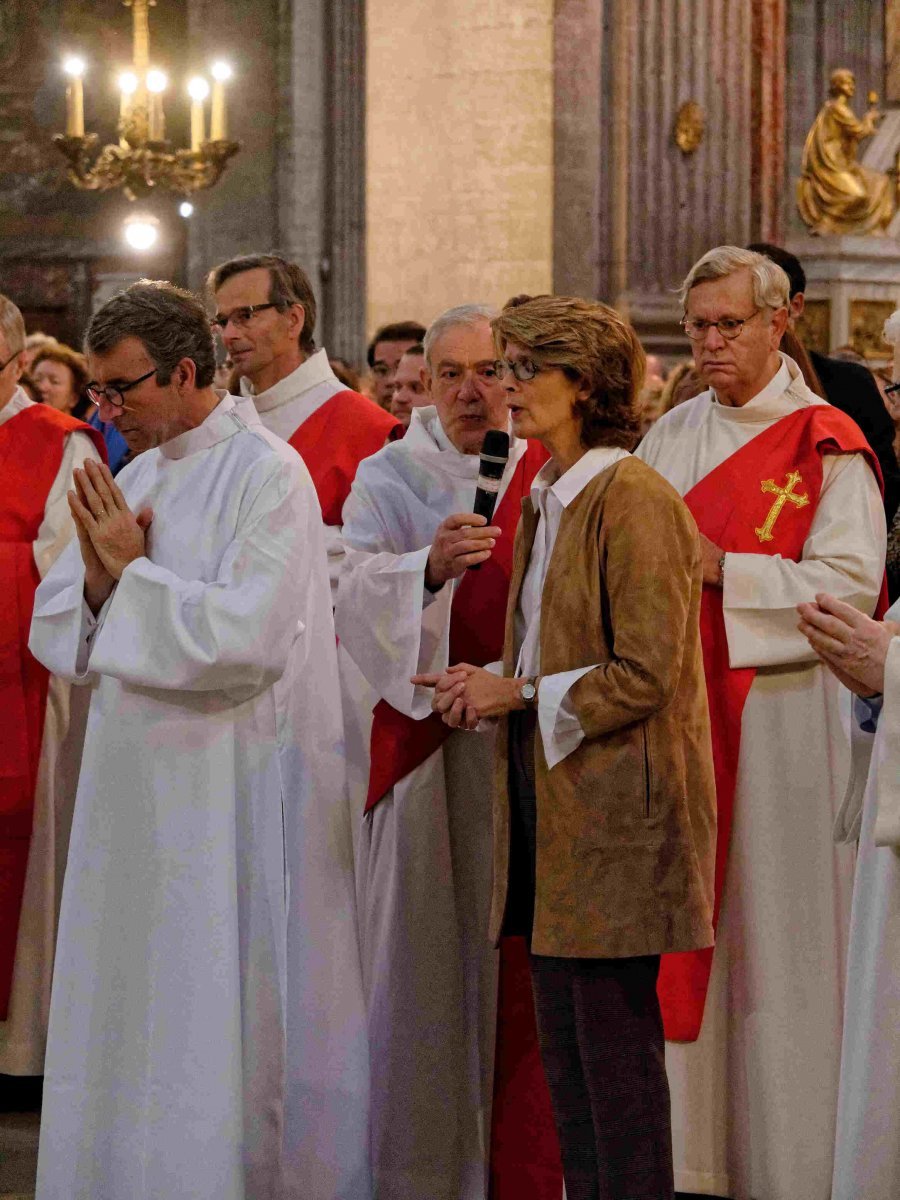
{"left": 626, "top": 0, "right": 753, "bottom": 309}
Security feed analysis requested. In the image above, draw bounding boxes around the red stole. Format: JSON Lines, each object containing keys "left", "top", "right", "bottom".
{"left": 0, "top": 406, "right": 106, "bottom": 1018}
{"left": 364, "top": 440, "right": 562, "bottom": 1199}
{"left": 657, "top": 404, "right": 887, "bottom": 1042}
{"left": 287, "top": 389, "right": 402, "bottom": 525}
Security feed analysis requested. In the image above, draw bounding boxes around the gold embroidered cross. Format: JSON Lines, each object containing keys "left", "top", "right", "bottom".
{"left": 754, "top": 470, "right": 810, "bottom": 543}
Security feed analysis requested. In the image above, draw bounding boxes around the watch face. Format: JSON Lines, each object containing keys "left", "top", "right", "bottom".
{"left": 521, "top": 682, "right": 536, "bottom": 702}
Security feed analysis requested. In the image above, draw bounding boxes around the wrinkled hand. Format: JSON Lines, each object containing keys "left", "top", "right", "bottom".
{"left": 699, "top": 533, "right": 724, "bottom": 587}
{"left": 68, "top": 460, "right": 153, "bottom": 592}
{"left": 424, "top": 513, "right": 501, "bottom": 591}
{"left": 412, "top": 663, "right": 525, "bottom": 729}
{"left": 797, "top": 592, "right": 900, "bottom": 697}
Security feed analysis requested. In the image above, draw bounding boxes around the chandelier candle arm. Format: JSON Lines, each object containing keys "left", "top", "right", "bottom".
{"left": 53, "top": 2, "right": 240, "bottom": 198}
{"left": 146, "top": 69, "right": 167, "bottom": 141}
{"left": 63, "top": 58, "right": 86, "bottom": 137}
{"left": 210, "top": 62, "right": 232, "bottom": 141}
{"left": 188, "top": 78, "right": 209, "bottom": 152}
{"left": 118, "top": 72, "right": 139, "bottom": 148}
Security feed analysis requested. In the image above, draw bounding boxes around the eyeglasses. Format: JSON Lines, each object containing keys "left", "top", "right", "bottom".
{"left": 0, "top": 348, "right": 20, "bottom": 372}
{"left": 493, "top": 358, "right": 543, "bottom": 382}
{"left": 210, "top": 302, "right": 285, "bottom": 331}
{"left": 86, "top": 367, "right": 157, "bottom": 411}
{"left": 681, "top": 310, "right": 762, "bottom": 341}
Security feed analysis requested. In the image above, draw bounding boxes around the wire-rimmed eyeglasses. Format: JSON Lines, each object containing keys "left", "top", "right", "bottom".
{"left": 681, "top": 310, "right": 762, "bottom": 341}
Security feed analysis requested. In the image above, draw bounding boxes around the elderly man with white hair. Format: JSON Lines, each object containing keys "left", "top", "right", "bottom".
{"left": 336, "top": 304, "right": 561, "bottom": 1200}
{"left": 636, "top": 246, "right": 886, "bottom": 1200}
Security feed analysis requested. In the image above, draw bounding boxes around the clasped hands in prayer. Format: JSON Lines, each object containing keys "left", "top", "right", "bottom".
{"left": 798, "top": 593, "right": 900, "bottom": 698}
{"left": 68, "top": 459, "right": 153, "bottom": 615}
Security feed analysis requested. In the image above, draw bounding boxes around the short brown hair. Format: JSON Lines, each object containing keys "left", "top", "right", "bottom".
{"left": 32, "top": 342, "right": 90, "bottom": 397}
{"left": 492, "top": 295, "right": 645, "bottom": 449}
{"left": 207, "top": 254, "right": 318, "bottom": 355}
{"left": 87, "top": 280, "right": 217, "bottom": 389}
{"left": 367, "top": 320, "right": 427, "bottom": 367}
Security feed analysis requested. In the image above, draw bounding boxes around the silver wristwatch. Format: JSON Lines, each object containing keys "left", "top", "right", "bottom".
{"left": 520, "top": 677, "right": 538, "bottom": 706}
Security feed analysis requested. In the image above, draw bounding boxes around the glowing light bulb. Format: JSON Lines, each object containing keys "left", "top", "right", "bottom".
{"left": 123, "top": 215, "right": 160, "bottom": 251}
{"left": 118, "top": 71, "right": 139, "bottom": 95}
{"left": 63, "top": 56, "right": 86, "bottom": 78}
{"left": 210, "top": 61, "right": 233, "bottom": 82}
{"left": 146, "top": 69, "right": 167, "bottom": 94}
{"left": 179, "top": 201, "right": 194, "bottom": 218}
{"left": 187, "top": 76, "right": 210, "bottom": 102}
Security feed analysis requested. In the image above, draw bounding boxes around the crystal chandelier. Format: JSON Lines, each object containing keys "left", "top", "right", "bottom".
{"left": 54, "top": 0, "right": 239, "bottom": 201}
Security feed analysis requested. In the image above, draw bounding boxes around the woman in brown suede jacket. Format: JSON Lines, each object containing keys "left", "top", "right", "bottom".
{"left": 423, "top": 296, "right": 716, "bottom": 1200}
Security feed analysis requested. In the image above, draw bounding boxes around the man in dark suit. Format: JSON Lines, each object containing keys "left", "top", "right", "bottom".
{"left": 748, "top": 242, "right": 900, "bottom": 524}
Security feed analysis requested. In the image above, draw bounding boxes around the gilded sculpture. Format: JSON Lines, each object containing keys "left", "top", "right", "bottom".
{"left": 797, "top": 68, "right": 895, "bottom": 236}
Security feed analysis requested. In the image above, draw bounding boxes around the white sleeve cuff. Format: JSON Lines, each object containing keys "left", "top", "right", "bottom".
{"left": 537, "top": 665, "right": 597, "bottom": 770}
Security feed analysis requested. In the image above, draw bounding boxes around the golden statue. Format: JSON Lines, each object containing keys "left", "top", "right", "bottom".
{"left": 797, "top": 68, "right": 895, "bottom": 236}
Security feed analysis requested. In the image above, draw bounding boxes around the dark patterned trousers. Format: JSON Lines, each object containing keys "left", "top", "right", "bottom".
{"left": 506, "top": 711, "right": 674, "bottom": 1200}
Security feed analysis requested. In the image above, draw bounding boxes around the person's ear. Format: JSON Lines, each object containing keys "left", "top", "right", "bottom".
{"left": 285, "top": 303, "right": 305, "bottom": 342}
{"left": 771, "top": 305, "right": 790, "bottom": 345}
{"left": 790, "top": 292, "right": 806, "bottom": 322}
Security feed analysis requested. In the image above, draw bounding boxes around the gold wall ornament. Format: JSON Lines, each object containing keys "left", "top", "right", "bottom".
{"left": 849, "top": 299, "right": 897, "bottom": 360}
{"left": 52, "top": 0, "right": 239, "bottom": 201}
{"left": 796, "top": 298, "right": 831, "bottom": 355}
{"left": 674, "top": 101, "right": 705, "bottom": 155}
{"left": 797, "top": 68, "right": 895, "bottom": 236}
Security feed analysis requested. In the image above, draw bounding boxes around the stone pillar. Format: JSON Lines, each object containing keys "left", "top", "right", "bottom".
{"left": 365, "top": 0, "right": 554, "bottom": 338}
{"left": 321, "top": 0, "right": 367, "bottom": 360}
{"left": 552, "top": 0, "right": 606, "bottom": 299}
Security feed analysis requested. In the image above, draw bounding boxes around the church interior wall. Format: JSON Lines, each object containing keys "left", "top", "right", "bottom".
{"left": 365, "top": 0, "right": 554, "bottom": 337}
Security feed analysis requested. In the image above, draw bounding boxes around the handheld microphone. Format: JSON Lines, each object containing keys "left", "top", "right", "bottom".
{"left": 469, "top": 429, "right": 510, "bottom": 570}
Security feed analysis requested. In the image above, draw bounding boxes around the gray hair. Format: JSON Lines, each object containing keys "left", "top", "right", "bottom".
{"left": 680, "top": 246, "right": 790, "bottom": 311}
{"left": 86, "top": 280, "right": 216, "bottom": 388}
{"left": 0, "top": 294, "right": 25, "bottom": 358}
{"left": 423, "top": 304, "right": 498, "bottom": 366}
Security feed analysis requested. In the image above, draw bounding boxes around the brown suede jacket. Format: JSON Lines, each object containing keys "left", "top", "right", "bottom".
{"left": 490, "top": 455, "right": 717, "bottom": 959}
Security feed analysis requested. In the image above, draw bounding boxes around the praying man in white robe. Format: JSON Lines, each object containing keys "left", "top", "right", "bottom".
{"left": 797, "top": 592, "right": 900, "bottom": 1200}
{"left": 29, "top": 281, "right": 369, "bottom": 1200}
{"left": 635, "top": 247, "right": 885, "bottom": 1200}
{"left": 335, "top": 306, "right": 560, "bottom": 1200}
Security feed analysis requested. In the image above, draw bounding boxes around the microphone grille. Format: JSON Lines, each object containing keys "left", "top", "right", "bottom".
{"left": 480, "top": 429, "right": 510, "bottom": 460}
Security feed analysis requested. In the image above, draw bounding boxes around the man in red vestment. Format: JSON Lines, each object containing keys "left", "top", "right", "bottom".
{"left": 0, "top": 294, "right": 104, "bottom": 1093}
{"left": 636, "top": 246, "right": 886, "bottom": 1200}
{"left": 335, "top": 304, "right": 562, "bottom": 1200}
{"left": 208, "top": 254, "right": 401, "bottom": 600}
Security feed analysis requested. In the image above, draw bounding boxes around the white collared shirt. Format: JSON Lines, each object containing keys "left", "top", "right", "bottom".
{"left": 513, "top": 445, "right": 631, "bottom": 768}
